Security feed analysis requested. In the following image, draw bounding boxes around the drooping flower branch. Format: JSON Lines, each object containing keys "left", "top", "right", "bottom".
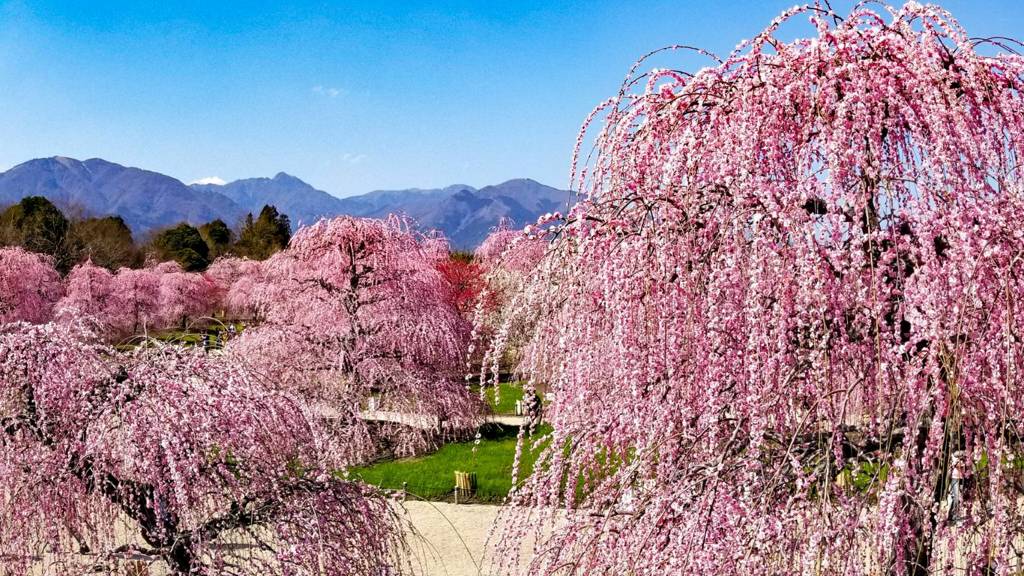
{"left": 485, "top": 3, "right": 1024, "bottom": 574}
{"left": 0, "top": 247, "right": 62, "bottom": 323}
{"left": 229, "top": 215, "right": 483, "bottom": 456}
{"left": 0, "top": 322, "right": 407, "bottom": 575}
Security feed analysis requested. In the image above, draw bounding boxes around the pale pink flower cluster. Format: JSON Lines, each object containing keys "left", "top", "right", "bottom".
{"left": 0, "top": 247, "right": 62, "bottom": 323}
{"left": 228, "top": 215, "right": 483, "bottom": 456}
{"left": 485, "top": 3, "right": 1024, "bottom": 574}
{"left": 0, "top": 322, "right": 407, "bottom": 574}
{"left": 0, "top": 253, "right": 266, "bottom": 339}
{"left": 54, "top": 259, "right": 219, "bottom": 337}
{"left": 204, "top": 256, "right": 266, "bottom": 319}
{"left": 473, "top": 222, "right": 549, "bottom": 388}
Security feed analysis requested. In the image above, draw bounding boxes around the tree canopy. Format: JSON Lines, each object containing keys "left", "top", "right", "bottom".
{"left": 69, "top": 215, "right": 142, "bottom": 271}
{"left": 0, "top": 196, "right": 74, "bottom": 273}
{"left": 150, "top": 223, "right": 210, "bottom": 271}
{"left": 230, "top": 215, "right": 482, "bottom": 455}
{"left": 199, "top": 218, "right": 233, "bottom": 259}
{"left": 483, "top": 4, "right": 1024, "bottom": 575}
{"left": 235, "top": 205, "right": 291, "bottom": 260}
{"left": 0, "top": 247, "right": 63, "bottom": 323}
{"left": 0, "top": 322, "right": 407, "bottom": 574}
{"left": 0, "top": 197, "right": 291, "bottom": 274}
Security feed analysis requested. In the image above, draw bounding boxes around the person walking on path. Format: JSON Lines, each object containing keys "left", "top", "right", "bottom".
{"left": 524, "top": 391, "right": 542, "bottom": 429}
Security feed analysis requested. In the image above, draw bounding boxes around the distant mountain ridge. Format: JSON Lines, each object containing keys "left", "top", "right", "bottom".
{"left": 0, "top": 156, "right": 571, "bottom": 248}
{"left": 190, "top": 176, "right": 572, "bottom": 247}
{"left": 0, "top": 157, "right": 245, "bottom": 235}
{"left": 190, "top": 172, "right": 348, "bottom": 230}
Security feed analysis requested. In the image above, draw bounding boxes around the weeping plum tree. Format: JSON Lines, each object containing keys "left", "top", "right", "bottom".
{"left": 472, "top": 223, "right": 548, "bottom": 381}
{"left": 0, "top": 246, "right": 62, "bottom": 324}
{"left": 55, "top": 261, "right": 218, "bottom": 339}
{"left": 475, "top": 222, "right": 549, "bottom": 281}
{"left": 230, "top": 215, "right": 481, "bottom": 456}
{"left": 484, "top": 4, "right": 1024, "bottom": 575}
{"left": 108, "top": 266, "right": 162, "bottom": 336}
{"left": 0, "top": 322, "right": 406, "bottom": 575}
{"left": 155, "top": 261, "right": 217, "bottom": 328}
{"left": 55, "top": 259, "right": 116, "bottom": 326}
{"left": 205, "top": 256, "right": 265, "bottom": 319}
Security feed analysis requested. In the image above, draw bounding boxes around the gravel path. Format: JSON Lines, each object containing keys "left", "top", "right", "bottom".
{"left": 357, "top": 410, "right": 526, "bottom": 430}
{"left": 21, "top": 501, "right": 522, "bottom": 575}
{"left": 399, "top": 501, "right": 557, "bottom": 576}
{"left": 400, "top": 501, "right": 500, "bottom": 576}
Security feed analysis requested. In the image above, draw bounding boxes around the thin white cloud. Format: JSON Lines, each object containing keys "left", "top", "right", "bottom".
{"left": 341, "top": 152, "right": 368, "bottom": 165}
{"left": 190, "top": 176, "right": 227, "bottom": 186}
{"left": 312, "top": 85, "right": 344, "bottom": 98}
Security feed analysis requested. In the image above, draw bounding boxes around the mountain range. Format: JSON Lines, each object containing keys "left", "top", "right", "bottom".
{"left": 0, "top": 157, "right": 572, "bottom": 248}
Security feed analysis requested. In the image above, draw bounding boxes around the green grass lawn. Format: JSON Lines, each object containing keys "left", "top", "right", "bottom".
{"left": 482, "top": 382, "right": 525, "bottom": 415}
{"left": 350, "top": 424, "right": 551, "bottom": 503}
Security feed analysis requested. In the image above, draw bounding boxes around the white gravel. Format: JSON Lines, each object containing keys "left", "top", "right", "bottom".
{"left": 400, "top": 501, "right": 501, "bottom": 576}
{"left": 21, "top": 502, "right": 528, "bottom": 576}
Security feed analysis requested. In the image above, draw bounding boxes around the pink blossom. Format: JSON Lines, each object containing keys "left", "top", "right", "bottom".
{"left": 205, "top": 256, "right": 265, "bottom": 319}
{"left": 0, "top": 322, "right": 407, "bottom": 574}
{"left": 484, "top": 4, "right": 1024, "bottom": 574}
{"left": 0, "top": 247, "right": 62, "bottom": 324}
{"left": 229, "top": 215, "right": 483, "bottom": 455}
{"left": 108, "top": 266, "right": 161, "bottom": 336}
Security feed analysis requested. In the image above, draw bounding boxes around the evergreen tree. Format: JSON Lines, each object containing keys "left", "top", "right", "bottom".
{"left": 150, "top": 223, "right": 210, "bottom": 271}
{"left": 69, "top": 215, "right": 142, "bottom": 271}
{"left": 0, "top": 196, "right": 75, "bottom": 273}
{"left": 199, "top": 218, "right": 233, "bottom": 259}
{"left": 236, "top": 205, "right": 291, "bottom": 260}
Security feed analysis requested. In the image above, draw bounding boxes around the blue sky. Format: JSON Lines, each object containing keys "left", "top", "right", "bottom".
{"left": 0, "top": 1, "right": 1021, "bottom": 197}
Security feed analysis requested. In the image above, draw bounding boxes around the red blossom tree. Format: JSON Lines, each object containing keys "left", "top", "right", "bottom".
{"left": 229, "top": 216, "right": 482, "bottom": 455}
{"left": 436, "top": 253, "right": 485, "bottom": 318}
{"left": 0, "top": 246, "right": 62, "bottom": 324}
{"left": 485, "top": 4, "right": 1024, "bottom": 575}
{"left": 0, "top": 322, "right": 407, "bottom": 575}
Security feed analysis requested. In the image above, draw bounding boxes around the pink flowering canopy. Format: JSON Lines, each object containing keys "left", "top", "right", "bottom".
{"left": 473, "top": 223, "right": 549, "bottom": 383}
{"left": 55, "top": 259, "right": 116, "bottom": 327}
{"left": 55, "top": 261, "right": 219, "bottom": 339}
{"left": 156, "top": 262, "right": 217, "bottom": 328}
{"left": 106, "top": 266, "right": 162, "bottom": 336}
{"left": 475, "top": 221, "right": 548, "bottom": 277}
{"left": 205, "top": 256, "right": 265, "bottom": 319}
{"left": 230, "top": 215, "right": 481, "bottom": 456}
{"left": 0, "top": 322, "right": 406, "bottom": 575}
{"left": 0, "top": 247, "right": 62, "bottom": 324}
{"left": 484, "top": 4, "right": 1024, "bottom": 575}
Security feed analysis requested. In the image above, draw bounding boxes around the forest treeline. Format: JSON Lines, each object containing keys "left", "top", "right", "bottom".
{"left": 0, "top": 196, "right": 292, "bottom": 273}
